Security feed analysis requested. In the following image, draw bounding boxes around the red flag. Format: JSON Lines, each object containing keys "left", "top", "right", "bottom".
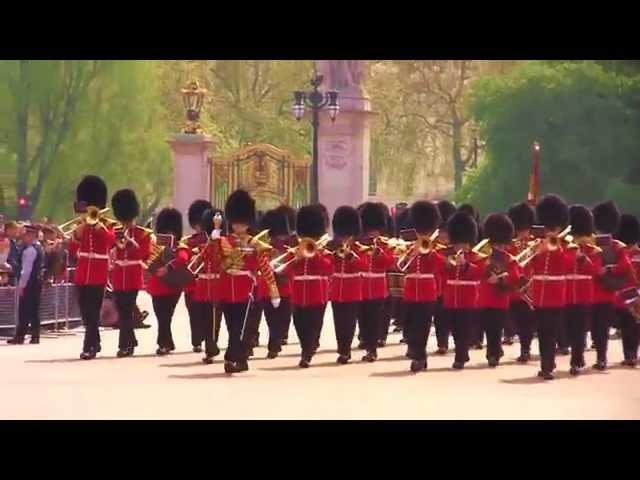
{"left": 527, "top": 142, "right": 540, "bottom": 205}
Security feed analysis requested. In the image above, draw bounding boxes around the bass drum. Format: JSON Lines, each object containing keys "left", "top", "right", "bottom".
{"left": 387, "top": 272, "right": 406, "bottom": 298}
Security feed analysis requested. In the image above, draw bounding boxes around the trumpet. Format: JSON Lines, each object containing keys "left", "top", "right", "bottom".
{"left": 515, "top": 225, "right": 572, "bottom": 267}
{"left": 270, "top": 234, "right": 330, "bottom": 274}
{"left": 397, "top": 230, "right": 440, "bottom": 272}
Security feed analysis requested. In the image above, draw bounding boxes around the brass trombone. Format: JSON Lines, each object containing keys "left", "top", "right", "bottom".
{"left": 59, "top": 207, "right": 111, "bottom": 237}
{"left": 515, "top": 225, "right": 572, "bottom": 267}
{"left": 270, "top": 233, "right": 330, "bottom": 274}
{"left": 397, "top": 229, "right": 440, "bottom": 272}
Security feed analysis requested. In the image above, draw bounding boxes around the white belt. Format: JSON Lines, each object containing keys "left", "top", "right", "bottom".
{"left": 78, "top": 252, "right": 109, "bottom": 260}
{"left": 198, "top": 273, "right": 220, "bottom": 280}
{"left": 406, "top": 273, "right": 435, "bottom": 280}
{"left": 532, "top": 275, "right": 566, "bottom": 281}
{"left": 226, "top": 269, "right": 254, "bottom": 278}
{"left": 294, "top": 275, "right": 325, "bottom": 281}
{"left": 446, "top": 280, "right": 479, "bottom": 286}
{"left": 362, "top": 272, "right": 386, "bottom": 278}
{"left": 114, "top": 260, "right": 143, "bottom": 267}
{"left": 565, "top": 274, "right": 591, "bottom": 280}
{"left": 332, "top": 273, "right": 361, "bottom": 279}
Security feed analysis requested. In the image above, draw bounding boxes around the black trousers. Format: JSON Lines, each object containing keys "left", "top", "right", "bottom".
{"left": 221, "top": 302, "right": 250, "bottom": 363}
{"left": 511, "top": 300, "right": 534, "bottom": 355}
{"left": 184, "top": 292, "right": 203, "bottom": 348}
{"left": 618, "top": 308, "right": 639, "bottom": 361}
{"left": 243, "top": 302, "right": 263, "bottom": 349}
{"left": 469, "top": 314, "right": 484, "bottom": 347}
{"left": 114, "top": 290, "right": 138, "bottom": 350}
{"left": 433, "top": 298, "right": 450, "bottom": 349}
{"left": 332, "top": 301, "right": 359, "bottom": 357}
{"left": 378, "top": 297, "right": 393, "bottom": 343}
{"left": 404, "top": 302, "right": 435, "bottom": 362}
{"left": 557, "top": 312, "right": 570, "bottom": 350}
{"left": 503, "top": 308, "right": 516, "bottom": 338}
{"left": 535, "top": 308, "right": 563, "bottom": 373}
{"left": 77, "top": 285, "right": 105, "bottom": 353}
{"left": 447, "top": 308, "right": 474, "bottom": 364}
{"left": 360, "top": 299, "right": 386, "bottom": 353}
{"left": 16, "top": 285, "right": 42, "bottom": 340}
{"left": 192, "top": 301, "right": 222, "bottom": 357}
{"left": 152, "top": 293, "right": 181, "bottom": 350}
{"left": 293, "top": 305, "right": 326, "bottom": 359}
{"left": 592, "top": 302, "right": 614, "bottom": 362}
{"left": 481, "top": 309, "right": 506, "bottom": 361}
{"left": 264, "top": 297, "right": 291, "bottom": 353}
{"left": 566, "top": 305, "right": 589, "bottom": 368}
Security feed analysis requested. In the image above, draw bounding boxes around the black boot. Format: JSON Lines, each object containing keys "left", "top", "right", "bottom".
{"left": 452, "top": 361, "right": 464, "bottom": 370}
{"left": 410, "top": 359, "right": 427, "bottom": 372}
{"left": 517, "top": 352, "right": 530, "bottom": 363}
{"left": 156, "top": 347, "right": 170, "bottom": 356}
{"left": 236, "top": 360, "right": 249, "bottom": 372}
{"left": 7, "top": 337, "right": 24, "bottom": 345}
{"left": 593, "top": 360, "right": 607, "bottom": 371}
{"left": 569, "top": 366, "right": 580, "bottom": 376}
{"left": 336, "top": 354, "right": 350, "bottom": 365}
{"left": 202, "top": 356, "right": 214, "bottom": 364}
{"left": 488, "top": 357, "right": 499, "bottom": 368}
{"left": 362, "top": 351, "right": 377, "bottom": 363}
{"left": 193, "top": 345, "right": 203, "bottom": 353}
{"left": 80, "top": 350, "right": 96, "bottom": 360}
{"left": 266, "top": 351, "right": 278, "bottom": 359}
{"left": 117, "top": 349, "right": 131, "bottom": 358}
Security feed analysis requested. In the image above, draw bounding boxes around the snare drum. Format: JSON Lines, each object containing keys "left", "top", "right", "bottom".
{"left": 387, "top": 272, "right": 406, "bottom": 298}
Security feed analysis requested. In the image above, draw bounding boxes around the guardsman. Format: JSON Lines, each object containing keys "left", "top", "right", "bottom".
{"left": 614, "top": 214, "right": 640, "bottom": 367}
{"left": 441, "top": 212, "right": 483, "bottom": 369}
{"left": 184, "top": 199, "right": 213, "bottom": 353}
{"left": 591, "top": 201, "right": 633, "bottom": 370}
{"left": 433, "top": 200, "right": 456, "bottom": 354}
{"left": 274, "top": 204, "right": 297, "bottom": 345}
{"left": 69, "top": 175, "right": 116, "bottom": 360}
{"left": 329, "top": 206, "right": 366, "bottom": 364}
{"left": 402, "top": 201, "right": 445, "bottom": 372}
{"left": 507, "top": 201, "right": 536, "bottom": 362}
{"left": 477, "top": 214, "right": 520, "bottom": 367}
{"left": 279, "top": 205, "right": 333, "bottom": 368}
{"left": 111, "top": 189, "right": 152, "bottom": 357}
{"left": 358, "top": 202, "right": 395, "bottom": 362}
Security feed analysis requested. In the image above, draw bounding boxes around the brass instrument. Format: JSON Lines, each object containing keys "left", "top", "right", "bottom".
{"left": 270, "top": 234, "right": 330, "bottom": 274}
{"left": 515, "top": 225, "right": 572, "bottom": 267}
{"left": 472, "top": 238, "right": 492, "bottom": 257}
{"left": 115, "top": 225, "right": 140, "bottom": 250}
{"left": 59, "top": 207, "right": 112, "bottom": 237}
{"left": 397, "top": 229, "right": 440, "bottom": 272}
{"left": 187, "top": 213, "right": 223, "bottom": 275}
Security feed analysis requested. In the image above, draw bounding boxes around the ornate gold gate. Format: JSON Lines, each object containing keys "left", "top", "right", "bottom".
{"left": 210, "top": 143, "right": 310, "bottom": 212}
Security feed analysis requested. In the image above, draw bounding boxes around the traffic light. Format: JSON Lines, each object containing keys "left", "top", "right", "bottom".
{"left": 17, "top": 194, "right": 31, "bottom": 220}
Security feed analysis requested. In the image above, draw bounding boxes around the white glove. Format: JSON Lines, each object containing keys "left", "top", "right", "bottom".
{"left": 271, "top": 297, "right": 281, "bottom": 309}
{"left": 210, "top": 229, "right": 221, "bottom": 240}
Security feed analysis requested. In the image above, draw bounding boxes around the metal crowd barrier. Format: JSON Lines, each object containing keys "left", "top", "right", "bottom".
{"left": 0, "top": 268, "right": 82, "bottom": 336}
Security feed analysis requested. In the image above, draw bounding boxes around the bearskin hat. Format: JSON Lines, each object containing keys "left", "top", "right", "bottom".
{"left": 76, "top": 175, "right": 107, "bottom": 209}
{"left": 260, "top": 209, "right": 290, "bottom": 237}
{"left": 536, "top": 194, "right": 569, "bottom": 230}
{"left": 188, "top": 199, "right": 213, "bottom": 229}
{"left": 394, "top": 208, "right": 414, "bottom": 235}
{"left": 437, "top": 200, "right": 457, "bottom": 227}
{"left": 457, "top": 203, "right": 480, "bottom": 223}
{"left": 410, "top": 200, "right": 441, "bottom": 234}
{"left": 447, "top": 211, "right": 478, "bottom": 245}
{"left": 483, "top": 213, "right": 514, "bottom": 245}
{"left": 201, "top": 208, "right": 226, "bottom": 236}
{"left": 593, "top": 200, "right": 621, "bottom": 234}
{"left": 617, "top": 214, "right": 640, "bottom": 245}
{"left": 225, "top": 189, "right": 255, "bottom": 225}
{"left": 275, "top": 204, "right": 296, "bottom": 234}
{"left": 569, "top": 205, "right": 594, "bottom": 237}
{"left": 155, "top": 208, "right": 183, "bottom": 240}
{"left": 309, "top": 203, "right": 330, "bottom": 230}
{"left": 332, "top": 206, "right": 361, "bottom": 238}
{"left": 360, "top": 202, "right": 387, "bottom": 233}
{"left": 508, "top": 202, "right": 536, "bottom": 231}
{"left": 296, "top": 205, "right": 326, "bottom": 239}
{"left": 111, "top": 189, "right": 139, "bottom": 222}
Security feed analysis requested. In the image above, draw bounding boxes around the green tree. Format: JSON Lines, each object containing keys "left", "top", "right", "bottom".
{"left": 458, "top": 61, "right": 640, "bottom": 216}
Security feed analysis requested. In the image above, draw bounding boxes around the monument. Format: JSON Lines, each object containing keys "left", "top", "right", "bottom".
{"left": 168, "top": 81, "right": 213, "bottom": 233}
{"left": 315, "top": 60, "right": 374, "bottom": 222}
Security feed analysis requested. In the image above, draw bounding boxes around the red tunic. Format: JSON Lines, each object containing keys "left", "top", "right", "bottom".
{"left": 193, "top": 240, "right": 224, "bottom": 303}
{"left": 592, "top": 240, "right": 633, "bottom": 304}
{"left": 402, "top": 250, "right": 445, "bottom": 303}
{"left": 111, "top": 226, "right": 152, "bottom": 292}
{"left": 69, "top": 223, "right": 116, "bottom": 286}
{"left": 615, "top": 246, "right": 640, "bottom": 308}
{"left": 564, "top": 243, "right": 599, "bottom": 306}
{"left": 360, "top": 244, "right": 395, "bottom": 301}
{"left": 441, "top": 251, "right": 484, "bottom": 309}
{"left": 525, "top": 247, "right": 572, "bottom": 309}
{"left": 330, "top": 246, "right": 367, "bottom": 303}
{"left": 146, "top": 245, "right": 190, "bottom": 297}
{"left": 478, "top": 250, "right": 521, "bottom": 310}
{"left": 507, "top": 237, "right": 531, "bottom": 304}
{"left": 282, "top": 251, "right": 334, "bottom": 307}
{"left": 182, "top": 232, "right": 207, "bottom": 295}
{"left": 218, "top": 234, "right": 259, "bottom": 304}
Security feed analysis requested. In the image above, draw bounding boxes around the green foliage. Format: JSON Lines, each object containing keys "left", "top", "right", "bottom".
{"left": 458, "top": 61, "right": 640, "bottom": 217}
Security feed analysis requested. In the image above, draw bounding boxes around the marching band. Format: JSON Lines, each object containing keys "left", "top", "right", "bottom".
{"left": 4, "top": 173, "right": 640, "bottom": 380}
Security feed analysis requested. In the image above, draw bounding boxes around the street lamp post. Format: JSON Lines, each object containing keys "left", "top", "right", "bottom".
{"left": 292, "top": 74, "right": 339, "bottom": 204}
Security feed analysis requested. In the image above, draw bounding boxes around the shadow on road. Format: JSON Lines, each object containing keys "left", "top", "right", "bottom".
{"left": 500, "top": 368, "right": 605, "bottom": 385}
{"left": 25, "top": 350, "right": 196, "bottom": 364}
{"left": 159, "top": 361, "right": 210, "bottom": 368}
{"left": 168, "top": 372, "right": 255, "bottom": 380}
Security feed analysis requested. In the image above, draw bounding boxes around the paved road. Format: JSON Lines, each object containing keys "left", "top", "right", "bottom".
{"left": 1, "top": 293, "right": 639, "bottom": 419}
